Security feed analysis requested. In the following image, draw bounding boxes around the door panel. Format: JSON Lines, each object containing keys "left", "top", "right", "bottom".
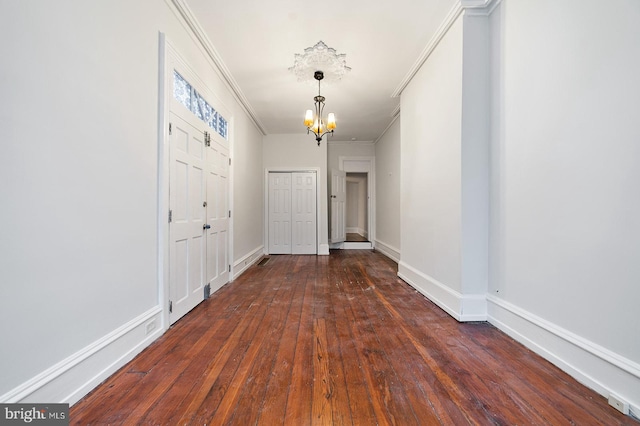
{"left": 292, "top": 172, "right": 317, "bottom": 254}
{"left": 268, "top": 173, "right": 292, "bottom": 254}
{"left": 205, "top": 140, "right": 229, "bottom": 293}
{"left": 169, "top": 113, "right": 207, "bottom": 324}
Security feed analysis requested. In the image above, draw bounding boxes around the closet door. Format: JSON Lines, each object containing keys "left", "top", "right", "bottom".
{"left": 268, "top": 171, "right": 317, "bottom": 254}
{"left": 268, "top": 173, "right": 292, "bottom": 254}
{"left": 292, "top": 172, "right": 317, "bottom": 254}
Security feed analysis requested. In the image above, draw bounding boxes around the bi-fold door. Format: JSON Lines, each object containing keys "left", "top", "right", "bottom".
{"left": 268, "top": 172, "right": 317, "bottom": 254}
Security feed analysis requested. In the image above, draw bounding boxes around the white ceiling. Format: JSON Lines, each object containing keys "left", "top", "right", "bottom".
{"left": 185, "top": 0, "right": 457, "bottom": 142}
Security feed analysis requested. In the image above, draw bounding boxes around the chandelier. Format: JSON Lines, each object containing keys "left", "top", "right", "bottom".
{"left": 304, "top": 71, "right": 336, "bottom": 145}
{"left": 290, "top": 41, "right": 350, "bottom": 145}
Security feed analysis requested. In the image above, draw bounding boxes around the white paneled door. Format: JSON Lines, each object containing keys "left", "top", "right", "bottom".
{"left": 268, "top": 173, "right": 292, "bottom": 254}
{"left": 268, "top": 172, "right": 317, "bottom": 254}
{"left": 169, "top": 111, "right": 228, "bottom": 324}
{"left": 292, "top": 172, "right": 317, "bottom": 254}
{"left": 330, "top": 169, "right": 346, "bottom": 243}
{"left": 205, "top": 128, "right": 230, "bottom": 294}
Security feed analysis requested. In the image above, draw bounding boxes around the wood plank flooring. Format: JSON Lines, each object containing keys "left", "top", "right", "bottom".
{"left": 70, "top": 250, "right": 636, "bottom": 425}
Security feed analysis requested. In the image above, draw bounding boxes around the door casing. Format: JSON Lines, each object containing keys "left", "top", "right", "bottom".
{"left": 158, "top": 34, "right": 234, "bottom": 331}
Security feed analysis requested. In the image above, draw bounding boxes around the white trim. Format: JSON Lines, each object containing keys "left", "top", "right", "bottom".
{"left": 397, "top": 261, "right": 487, "bottom": 321}
{"left": 391, "top": 1, "right": 464, "bottom": 98}
{"left": 318, "top": 244, "right": 330, "bottom": 255}
{"left": 166, "top": 0, "right": 267, "bottom": 135}
{"left": 391, "top": 103, "right": 401, "bottom": 118}
{"left": 391, "top": 0, "right": 501, "bottom": 97}
{"left": 0, "top": 306, "right": 163, "bottom": 405}
{"left": 158, "top": 33, "right": 171, "bottom": 332}
{"left": 487, "top": 295, "right": 640, "bottom": 418}
{"left": 374, "top": 240, "right": 400, "bottom": 263}
{"left": 338, "top": 156, "right": 376, "bottom": 248}
{"left": 374, "top": 114, "right": 400, "bottom": 145}
{"left": 232, "top": 245, "right": 264, "bottom": 280}
{"left": 463, "top": 0, "right": 503, "bottom": 15}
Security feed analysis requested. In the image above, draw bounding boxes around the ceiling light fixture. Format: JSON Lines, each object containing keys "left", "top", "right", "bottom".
{"left": 304, "top": 70, "right": 335, "bottom": 145}
{"left": 290, "top": 41, "right": 350, "bottom": 145}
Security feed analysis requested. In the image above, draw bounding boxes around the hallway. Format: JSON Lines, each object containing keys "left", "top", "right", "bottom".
{"left": 70, "top": 251, "right": 633, "bottom": 425}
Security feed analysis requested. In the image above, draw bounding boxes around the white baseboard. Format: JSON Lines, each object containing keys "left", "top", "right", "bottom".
{"left": 374, "top": 240, "right": 400, "bottom": 263}
{"left": 232, "top": 245, "right": 264, "bottom": 280}
{"left": 318, "top": 243, "right": 330, "bottom": 255}
{"left": 487, "top": 295, "right": 640, "bottom": 419}
{"left": 0, "top": 306, "right": 163, "bottom": 406}
{"left": 398, "top": 261, "right": 487, "bottom": 321}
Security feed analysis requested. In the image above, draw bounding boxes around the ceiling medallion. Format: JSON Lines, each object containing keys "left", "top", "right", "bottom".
{"left": 289, "top": 41, "right": 351, "bottom": 84}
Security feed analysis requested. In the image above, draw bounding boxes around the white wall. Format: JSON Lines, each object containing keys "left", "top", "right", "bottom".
{"left": 346, "top": 181, "right": 360, "bottom": 230}
{"left": 263, "top": 134, "right": 329, "bottom": 253}
{"left": 374, "top": 118, "right": 401, "bottom": 260}
{"left": 0, "top": 0, "right": 264, "bottom": 404}
{"left": 232, "top": 109, "right": 265, "bottom": 271}
{"left": 399, "top": 15, "right": 465, "bottom": 307}
{"left": 487, "top": 0, "right": 640, "bottom": 415}
{"left": 327, "top": 141, "right": 375, "bottom": 172}
{"left": 399, "top": 0, "right": 640, "bottom": 415}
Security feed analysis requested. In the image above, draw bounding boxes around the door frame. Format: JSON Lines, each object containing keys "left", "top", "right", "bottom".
{"left": 338, "top": 156, "right": 376, "bottom": 248}
{"left": 264, "top": 168, "right": 321, "bottom": 255}
{"left": 158, "top": 34, "right": 234, "bottom": 331}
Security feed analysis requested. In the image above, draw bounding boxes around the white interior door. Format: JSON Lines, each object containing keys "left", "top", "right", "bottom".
{"left": 268, "top": 173, "right": 292, "bottom": 254}
{"left": 292, "top": 172, "right": 317, "bottom": 254}
{"left": 330, "top": 169, "right": 346, "bottom": 243}
{"left": 268, "top": 171, "right": 317, "bottom": 254}
{"left": 169, "top": 112, "right": 207, "bottom": 323}
{"left": 205, "top": 136, "right": 229, "bottom": 294}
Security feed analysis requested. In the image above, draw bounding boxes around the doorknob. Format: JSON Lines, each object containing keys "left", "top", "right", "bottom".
{"left": 203, "top": 224, "right": 211, "bottom": 230}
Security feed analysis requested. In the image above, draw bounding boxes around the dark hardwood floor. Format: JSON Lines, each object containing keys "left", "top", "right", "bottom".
{"left": 70, "top": 250, "right": 636, "bottom": 425}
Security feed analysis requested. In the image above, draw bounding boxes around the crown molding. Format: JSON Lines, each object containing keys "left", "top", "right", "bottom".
{"left": 463, "top": 0, "right": 503, "bottom": 16}
{"left": 373, "top": 113, "right": 400, "bottom": 145}
{"left": 169, "top": 0, "right": 268, "bottom": 135}
{"left": 390, "top": 102, "right": 401, "bottom": 118}
{"left": 391, "top": 0, "right": 500, "bottom": 98}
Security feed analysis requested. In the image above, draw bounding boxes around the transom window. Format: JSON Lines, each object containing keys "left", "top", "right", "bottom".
{"left": 173, "top": 70, "right": 228, "bottom": 139}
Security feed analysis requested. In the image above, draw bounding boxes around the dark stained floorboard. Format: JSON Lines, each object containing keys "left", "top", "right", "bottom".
{"left": 70, "top": 250, "right": 637, "bottom": 425}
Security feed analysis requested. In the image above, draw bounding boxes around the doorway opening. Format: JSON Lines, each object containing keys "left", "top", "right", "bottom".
{"left": 346, "top": 172, "right": 368, "bottom": 243}
{"left": 334, "top": 156, "right": 375, "bottom": 250}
